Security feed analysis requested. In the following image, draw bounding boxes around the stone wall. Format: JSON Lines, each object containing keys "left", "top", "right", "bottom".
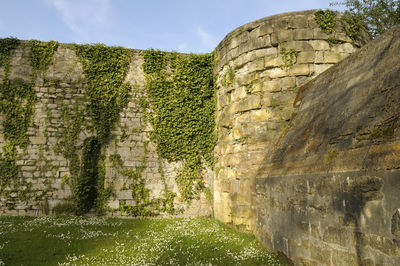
{"left": 0, "top": 43, "right": 212, "bottom": 216}
{"left": 219, "top": 19, "right": 400, "bottom": 265}
{"left": 3, "top": 8, "right": 398, "bottom": 265}
{"left": 252, "top": 24, "right": 400, "bottom": 264}
{"left": 213, "top": 10, "right": 367, "bottom": 231}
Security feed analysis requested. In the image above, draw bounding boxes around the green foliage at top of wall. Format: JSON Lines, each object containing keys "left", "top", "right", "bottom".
{"left": 0, "top": 39, "right": 59, "bottom": 148}
{"left": 340, "top": 12, "right": 364, "bottom": 41}
{"left": 74, "top": 44, "right": 132, "bottom": 143}
{"left": 332, "top": 0, "right": 400, "bottom": 39}
{"left": 315, "top": 9, "right": 337, "bottom": 35}
{"left": 314, "top": 9, "right": 366, "bottom": 42}
{"left": 29, "top": 40, "right": 58, "bottom": 77}
{"left": 0, "top": 38, "right": 20, "bottom": 75}
{"left": 142, "top": 50, "right": 215, "bottom": 201}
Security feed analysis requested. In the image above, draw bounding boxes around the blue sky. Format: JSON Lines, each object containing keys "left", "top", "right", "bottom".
{"left": 0, "top": 0, "right": 344, "bottom": 53}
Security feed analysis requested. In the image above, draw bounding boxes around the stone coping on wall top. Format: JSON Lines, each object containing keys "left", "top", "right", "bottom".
{"left": 215, "top": 9, "right": 326, "bottom": 50}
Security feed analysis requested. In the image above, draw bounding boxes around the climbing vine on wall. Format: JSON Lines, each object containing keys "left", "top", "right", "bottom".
{"left": 54, "top": 44, "right": 133, "bottom": 215}
{"left": 0, "top": 38, "right": 20, "bottom": 74}
{"left": 74, "top": 44, "right": 132, "bottom": 143}
{"left": 315, "top": 9, "right": 337, "bottom": 35}
{"left": 29, "top": 40, "right": 58, "bottom": 79}
{"left": 280, "top": 48, "right": 298, "bottom": 69}
{"left": 142, "top": 50, "right": 216, "bottom": 201}
{"left": 0, "top": 38, "right": 59, "bottom": 206}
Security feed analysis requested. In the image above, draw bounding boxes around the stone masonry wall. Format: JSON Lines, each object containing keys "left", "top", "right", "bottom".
{"left": 0, "top": 44, "right": 212, "bottom": 216}
{"left": 253, "top": 25, "right": 400, "bottom": 265}
{"left": 213, "top": 10, "right": 367, "bottom": 231}
{"left": 4, "top": 8, "right": 396, "bottom": 265}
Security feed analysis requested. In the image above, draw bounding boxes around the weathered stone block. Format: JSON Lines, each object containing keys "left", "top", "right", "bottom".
{"left": 247, "top": 58, "right": 265, "bottom": 73}
{"left": 231, "top": 87, "right": 247, "bottom": 102}
{"left": 322, "top": 226, "right": 350, "bottom": 247}
{"left": 274, "top": 18, "right": 288, "bottom": 30}
{"left": 309, "top": 40, "right": 330, "bottom": 51}
{"left": 233, "top": 128, "right": 244, "bottom": 140}
{"left": 248, "top": 37, "right": 271, "bottom": 51}
{"left": 367, "top": 235, "right": 399, "bottom": 256}
{"left": 270, "top": 33, "right": 279, "bottom": 47}
{"left": 281, "top": 41, "right": 314, "bottom": 52}
{"left": 259, "top": 22, "right": 274, "bottom": 36}
{"left": 293, "top": 29, "right": 314, "bottom": 40}
{"left": 297, "top": 51, "right": 315, "bottom": 64}
{"left": 288, "top": 15, "right": 309, "bottom": 29}
{"left": 334, "top": 32, "right": 353, "bottom": 43}
{"left": 261, "top": 68, "right": 289, "bottom": 79}
{"left": 280, "top": 77, "right": 296, "bottom": 90}
{"left": 256, "top": 47, "right": 278, "bottom": 58}
{"left": 314, "top": 51, "right": 325, "bottom": 63}
{"left": 331, "top": 250, "right": 358, "bottom": 266}
{"left": 332, "top": 43, "right": 357, "bottom": 54}
{"left": 324, "top": 51, "right": 348, "bottom": 63}
{"left": 314, "top": 64, "right": 334, "bottom": 75}
{"left": 277, "top": 30, "right": 294, "bottom": 42}
{"left": 310, "top": 243, "right": 332, "bottom": 265}
{"left": 230, "top": 95, "right": 261, "bottom": 113}
{"left": 250, "top": 109, "right": 273, "bottom": 122}
{"left": 291, "top": 64, "right": 310, "bottom": 76}
{"left": 264, "top": 56, "right": 283, "bottom": 68}
{"left": 313, "top": 28, "right": 330, "bottom": 40}
{"left": 235, "top": 112, "right": 252, "bottom": 124}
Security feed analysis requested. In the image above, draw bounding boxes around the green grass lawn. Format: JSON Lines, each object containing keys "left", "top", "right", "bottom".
{"left": 0, "top": 216, "right": 282, "bottom": 265}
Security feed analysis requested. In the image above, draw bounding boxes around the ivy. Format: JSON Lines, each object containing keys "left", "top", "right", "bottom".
{"left": 279, "top": 48, "right": 298, "bottom": 69}
{"left": 74, "top": 137, "right": 101, "bottom": 215}
{"left": 142, "top": 50, "right": 216, "bottom": 201}
{"left": 52, "top": 43, "right": 133, "bottom": 215}
{"left": 0, "top": 79, "right": 36, "bottom": 146}
{"left": 0, "top": 38, "right": 58, "bottom": 206}
{"left": 341, "top": 12, "right": 364, "bottom": 41}
{"left": 29, "top": 40, "right": 58, "bottom": 79}
{"left": 315, "top": 9, "right": 337, "bottom": 35}
{"left": 315, "top": 9, "right": 367, "bottom": 42}
{"left": 74, "top": 44, "right": 132, "bottom": 143}
{"left": 95, "top": 154, "right": 113, "bottom": 215}
{"left": 0, "top": 38, "right": 20, "bottom": 76}
{"left": 115, "top": 141, "right": 176, "bottom": 217}
{"left": 0, "top": 143, "right": 19, "bottom": 189}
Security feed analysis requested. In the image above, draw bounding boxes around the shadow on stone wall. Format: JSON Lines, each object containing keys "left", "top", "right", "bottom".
{"left": 331, "top": 175, "right": 383, "bottom": 264}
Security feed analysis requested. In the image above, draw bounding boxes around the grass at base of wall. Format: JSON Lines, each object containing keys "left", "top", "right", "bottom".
{"left": 0, "top": 216, "right": 282, "bottom": 266}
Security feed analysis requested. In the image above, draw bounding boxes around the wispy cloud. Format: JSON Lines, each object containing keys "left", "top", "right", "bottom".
{"left": 47, "top": 0, "right": 110, "bottom": 42}
{"left": 196, "top": 26, "right": 219, "bottom": 52}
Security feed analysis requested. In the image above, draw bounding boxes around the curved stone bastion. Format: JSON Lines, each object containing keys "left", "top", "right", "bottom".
{"left": 213, "top": 10, "right": 366, "bottom": 229}
{"left": 213, "top": 10, "right": 400, "bottom": 265}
